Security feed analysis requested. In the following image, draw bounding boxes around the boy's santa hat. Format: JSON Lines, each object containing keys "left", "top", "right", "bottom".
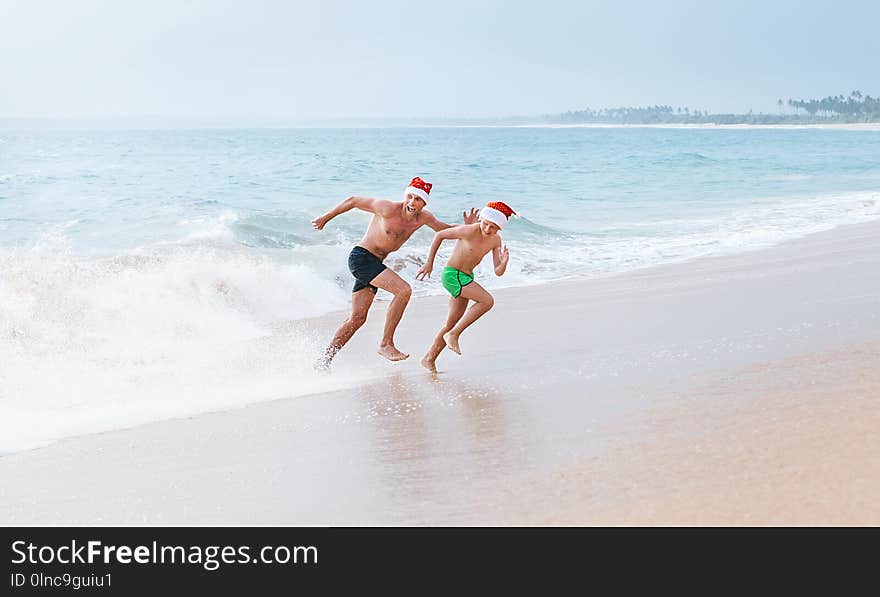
{"left": 404, "top": 177, "right": 432, "bottom": 202}
{"left": 480, "top": 201, "right": 517, "bottom": 230}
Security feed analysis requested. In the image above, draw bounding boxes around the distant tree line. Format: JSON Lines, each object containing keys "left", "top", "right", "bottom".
{"left": 786, "top": 91, "right": 879, "bottom": 119}
{"left": 545, "top": 91, "right": 880, "bottom": 124}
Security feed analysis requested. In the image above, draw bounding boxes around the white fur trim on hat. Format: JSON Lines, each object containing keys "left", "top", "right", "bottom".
{"left": 404, "top": 186, "right": 429, "bottom": 202}
{"left": 480, "top": 206, "right": 508, "bottom": 230}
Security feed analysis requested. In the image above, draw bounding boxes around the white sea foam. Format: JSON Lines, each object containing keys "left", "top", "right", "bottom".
{"left": 405, "top": 191, "right": 880, "bottom": 290}
{"left": 0, "top": 232, "right": 369, "bottom": 453}
{"left": 3, "top": 190, "right": 877, "bottom": 453}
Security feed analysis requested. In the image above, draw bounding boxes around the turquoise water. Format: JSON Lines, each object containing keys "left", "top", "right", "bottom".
{"left": 3, "top": 127, "right": 879, "bottom": 284}
{"left": 1, "top": 126, "right": 879, "bottom": 451}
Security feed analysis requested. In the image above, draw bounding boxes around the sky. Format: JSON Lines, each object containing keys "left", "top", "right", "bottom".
{"left": 2, "top": 0, "right": 878, "bottom": 123}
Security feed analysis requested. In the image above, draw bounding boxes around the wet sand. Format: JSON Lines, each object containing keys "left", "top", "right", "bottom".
{"left": 1, "top": 221, "right": 879, "bottom": 525}
{"left": 515, "top": 344, "right": 880, "bottom": 525}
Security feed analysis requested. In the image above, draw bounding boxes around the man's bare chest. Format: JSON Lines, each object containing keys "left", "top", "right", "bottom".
{"left": 377, "top": 218, "right": 420, "bottom": 241}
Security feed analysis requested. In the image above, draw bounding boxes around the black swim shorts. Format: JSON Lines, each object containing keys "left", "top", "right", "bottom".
{"left": 348, "top": 246, "right": 387, "bottom": 293}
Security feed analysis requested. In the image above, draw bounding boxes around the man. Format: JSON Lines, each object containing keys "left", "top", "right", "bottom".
{"left": 311, "top": 177, "right": 477, "bottom": 367}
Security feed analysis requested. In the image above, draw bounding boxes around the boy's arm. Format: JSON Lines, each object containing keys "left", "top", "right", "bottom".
{"left": 312, "top": 196, "right": 391, "bottom": 230}
{"left": 492, "top": 238, "right": 509, "bottom": 276}
{"left": 422, "top": 208, "right": 480, "bottom": 232}
{"left": 415, "top": 226, "right": 468, "bottom": 280}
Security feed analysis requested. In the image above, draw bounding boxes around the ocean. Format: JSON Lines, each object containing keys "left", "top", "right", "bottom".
{"left": 2, "top": 126, "right": 879, "bottom": 451}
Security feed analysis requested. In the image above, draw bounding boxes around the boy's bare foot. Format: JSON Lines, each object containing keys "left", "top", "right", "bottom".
{"left": 443, "top": 332, "right": 461, "bottom": 355}
{"left": 420, "top": 356, "right": 437, "bottom": 373}
{"left": 377, "top": 344, "right": 410, "bottom": 362}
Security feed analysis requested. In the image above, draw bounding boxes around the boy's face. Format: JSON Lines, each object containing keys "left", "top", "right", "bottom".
{"left": 404, "top": 193, "right": 426, "bottom": 215}
{"left": 479, "top": 219, "right": 501, "bottom": 235}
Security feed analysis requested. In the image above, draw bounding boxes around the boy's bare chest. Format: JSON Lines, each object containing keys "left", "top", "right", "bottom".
{"left": 459, "top": 236, "right": 494, "bottom": 257}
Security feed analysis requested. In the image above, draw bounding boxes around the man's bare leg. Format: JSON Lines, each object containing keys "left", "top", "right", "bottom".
{"left": 316, "top": 288, "right": 376, "bottom": 368}
{"left": 369, "top": 269, "right": 412, "bottom": 361}
{"left": 421, "top": 296, "right": 468, "bottom": 372}
{"left": 443, "top": 282, "right": 494, "bottom": 355}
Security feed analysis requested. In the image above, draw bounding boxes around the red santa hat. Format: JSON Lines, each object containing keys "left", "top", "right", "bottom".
{"left": 480, "top": 201, "right": 517, "bottom": 230}
{"left": 404, "top": 177, "right": 432, "bottom": 203}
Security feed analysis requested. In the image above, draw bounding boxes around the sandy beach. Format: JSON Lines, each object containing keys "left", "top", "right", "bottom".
{"left": 2, "top": 221, "right": 879, "bottom": 525}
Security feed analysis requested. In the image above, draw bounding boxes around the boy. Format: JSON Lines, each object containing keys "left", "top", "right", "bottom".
{"left": 415, "top": 201, "right": 516, "bottom": 372}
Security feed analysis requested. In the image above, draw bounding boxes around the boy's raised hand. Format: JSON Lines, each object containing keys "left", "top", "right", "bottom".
{"left": 416, "top": 262, "right": 433, "bottom": 281}
{"left": 499, "top": 244, "right": 510, "bottom": 265}
{"left": 462, "top": 208, "right": 479, "bottom": 224}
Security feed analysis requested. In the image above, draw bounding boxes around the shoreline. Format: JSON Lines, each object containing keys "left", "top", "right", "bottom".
{"left": 442, "top": 122, "right": 880, "bottom": 131}
{"left": 3, "top": 206, "right": 877, "bottom": 457}
{"left": 2, "top": 220, "right": 879, "bottom": 524}
{"left": 4, "top": 122, "right": 880, "bottom": 131}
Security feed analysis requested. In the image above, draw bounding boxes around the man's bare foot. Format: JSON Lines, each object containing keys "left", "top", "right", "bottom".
{"left": 443, "top": 332, "right": 461, "bottom": 355}
{"left": 420, "top": 356, "right": 437, "bottom": 373}
{"left": 377, "top": 344, "right": 410, "bottom": 362}
{"left": 313, "top": 352, "right": 333, "bottom": 371}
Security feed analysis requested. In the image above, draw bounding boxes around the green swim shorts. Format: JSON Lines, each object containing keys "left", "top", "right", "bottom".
{"left": 441, "top": 267, "right": 474, "bottom": 298}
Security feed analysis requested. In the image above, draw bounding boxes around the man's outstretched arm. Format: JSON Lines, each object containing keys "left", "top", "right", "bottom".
{"left": 312, "top": 196, "right": 390, "bottom": 230}
{"left": 423, "top": 207, "right": 479, "bottom": 232}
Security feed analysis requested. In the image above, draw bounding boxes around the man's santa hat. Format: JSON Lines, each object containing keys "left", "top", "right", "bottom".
{"left": 404, "top": 177, "right": 432, "bottom": 202}
{"left": 480, "top": 201, "right": 517, "bottom": 230}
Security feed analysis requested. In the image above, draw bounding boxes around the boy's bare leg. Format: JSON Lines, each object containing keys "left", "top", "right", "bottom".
{"left": 369, "top": 268, "right": 413, "bottom": 361}
{"left": 317, "top": 288, "right": 376, "bottom": 368}
{"left": 443, "top": 282, "right": 494, "bottom": 355}
{"left": 421, "top": 296, "right": 468, "bottom": 372}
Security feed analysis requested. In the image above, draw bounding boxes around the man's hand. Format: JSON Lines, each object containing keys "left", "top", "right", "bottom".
{"left": 311, "top": 214, "right": 330, "bottom": 230}
{"left": 416, "top": 262, "right": 433, "bottom": 281}
{"left": 462, "top": 208, "right": 479, "bottom": 224}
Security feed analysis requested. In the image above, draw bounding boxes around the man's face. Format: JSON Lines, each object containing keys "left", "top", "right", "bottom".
{"left": 404, "top": 193, "right": 426, "bottom": 215}
{"left": 480, "top": 219, "right": 501, "bottom": 235}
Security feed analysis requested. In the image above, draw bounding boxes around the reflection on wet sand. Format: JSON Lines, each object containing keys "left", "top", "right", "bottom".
{"left": 354, "top": 372, "right": 521, "bottom": 521}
